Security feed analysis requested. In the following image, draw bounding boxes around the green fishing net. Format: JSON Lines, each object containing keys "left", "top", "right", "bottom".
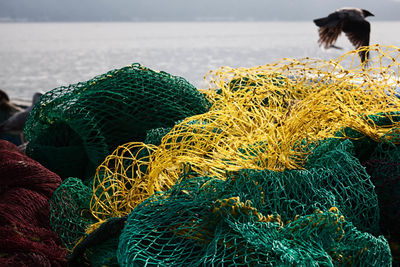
{"left": 303, "top": 138, "right": 379, "bottom": 233}
{"left": 84, "top": 236, "right": 120, "bottom": 267}
{"left": 117, "top": 171, "right": 390, "bottom": 266}
{"left": 24, "top": 63, "right": 211, "bottom": 181}
{"left": 49, "top": 177, "right": 124, "bottom": 266}
{"left": 49, "top": 177, "right": 96, "bottom": 251}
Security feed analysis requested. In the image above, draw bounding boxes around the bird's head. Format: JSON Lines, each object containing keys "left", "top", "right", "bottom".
{"left": 362, "top": 9, "right": 374, "bottom": 18}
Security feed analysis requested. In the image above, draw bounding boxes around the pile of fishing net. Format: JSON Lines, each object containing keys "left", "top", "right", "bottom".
{"left": 24, "top": 63, "right": 211, "bottom": 181}
{"left": 117, "top": 171, "right": 390, "bottom": 266}
{"left": 0, "top": 140, "right": 67, "bottom": 266}
{"left": 47, "top": 45, "right": 400, "bottom": 265}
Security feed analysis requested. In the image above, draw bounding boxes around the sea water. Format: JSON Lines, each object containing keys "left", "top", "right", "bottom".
{"left": 0, "top": 21, "right": 399, "bottom": 100}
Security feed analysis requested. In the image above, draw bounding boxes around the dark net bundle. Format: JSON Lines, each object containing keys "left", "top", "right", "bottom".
{"left": 24, "top": 63, "right": 211, "bottom": 181}
{"left": 68, "top": 216, "right": 127, "bottom": 267}
{"left": 330, "top": 112, "right": 400, "bottom": 263}
{"left": 117, "top": 174, "right": 391, "bottom": 266}
{"left": 0, "top": 140, "right": 67, "bottom": 266}
{"left": 81, "top": 235, "right": 121, "bottom": 267}
{"left": 362, "top": 140, "right": 400, "bottom": 264}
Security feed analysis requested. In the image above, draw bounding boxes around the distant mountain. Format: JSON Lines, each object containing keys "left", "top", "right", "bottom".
{"left": 0, "top": 0, "right": 399, "bottom": 22}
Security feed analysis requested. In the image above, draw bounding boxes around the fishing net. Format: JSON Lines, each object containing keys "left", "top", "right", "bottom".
{"left": 143, "top": 45, "right": 400, "bottom": 185}
{"left": 0, "top": 137, "right": 19, "bottom": 152}
{"left": 42, "top": 45, "right": 400, "bottom": 265}
{"left": 24, "top": 63, "right": 211, "bottom": 181}
{"left": 117, "top": 174, "right": 391, "bottom": 266}
{"left": 0, "top": 140, "right": 67, "bottom": 266}
{"left": 49, "top": 177, "right": 96, "bottom": 251}
{"left": 91, "top": 142, "right": 158, "bottom": 221}
{"left": 90, "top": 45, "right": 400, "bottom": 220}
{"left": 90, "top": 134, "right": 383, "bottom": 265}
{"left": 49, "top": 177, "right": 124, "bottom": 266}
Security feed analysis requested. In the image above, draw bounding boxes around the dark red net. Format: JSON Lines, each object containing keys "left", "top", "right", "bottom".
{"left": 0, "top": 140, "right": 67, "bottom": 266}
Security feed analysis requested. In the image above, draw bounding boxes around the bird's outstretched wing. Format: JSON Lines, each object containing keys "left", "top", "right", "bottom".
{"left": 317, "top": 25, "right": 343, "bottom": 49}
{"left": 343, "top": 20, "right": 371, "bottom": 62}
{"left": 314, "top": 12, "right": 344, "bottom": 49}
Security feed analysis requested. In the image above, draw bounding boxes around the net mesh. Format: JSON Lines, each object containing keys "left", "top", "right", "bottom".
{"left": 67, "top": 216, "right": 126, "bottom": 266}
{"left": 24, "top": 63, "right": 211, "bottom": 181}
{"left": 91, "top": 142, "right": 158, "bottom": 221}
{"left": 117, "top": 173, "right": 390, "bottom": 266}
{"left": 49, "top": 177, "right": 96, "bottom": 251}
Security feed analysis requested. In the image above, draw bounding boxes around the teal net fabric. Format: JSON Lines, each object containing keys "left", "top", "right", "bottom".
{"left": 49, "top": 177, "right": 96, "bottom": 251}
{"left": 24, "top": 63, "right": 210, "bottom": 181}
{"left": 117, "top": 172, "right": 390, "bottom": 266}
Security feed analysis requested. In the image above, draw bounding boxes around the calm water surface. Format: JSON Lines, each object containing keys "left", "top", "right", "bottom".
{"left": 0, "top": 21, "right": 399, "bottom": 100}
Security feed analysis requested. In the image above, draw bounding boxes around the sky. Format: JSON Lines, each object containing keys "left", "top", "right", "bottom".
{"left": 0, "top": 0, "right": 399, "bottom": 22}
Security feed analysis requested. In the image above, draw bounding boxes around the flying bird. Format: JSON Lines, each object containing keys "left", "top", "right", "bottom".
{"left": 313, "top": 7, "right": 374, "bottom": 63}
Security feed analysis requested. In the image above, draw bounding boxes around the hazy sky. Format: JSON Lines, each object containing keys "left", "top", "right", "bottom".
{"left": 0, "top": 0, "right": 399, "bottom": 22}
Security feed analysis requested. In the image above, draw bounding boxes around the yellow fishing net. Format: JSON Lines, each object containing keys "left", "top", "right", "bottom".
{"left": 91, "top": 142, "right": 157, "bottom": 220}
{"left": 91, "top": 44, "right": 400, "bottom": 220}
